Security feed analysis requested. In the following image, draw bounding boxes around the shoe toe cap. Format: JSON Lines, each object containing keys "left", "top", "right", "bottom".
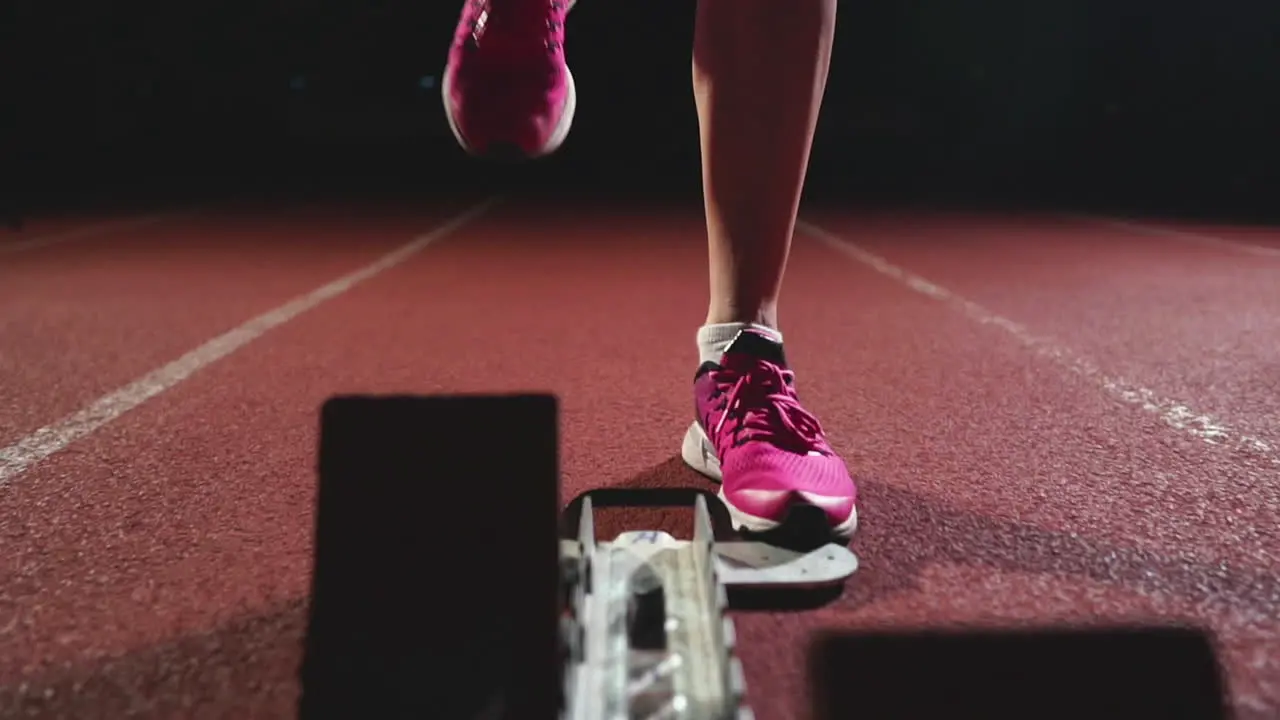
{"left": 722, "top": 451, "right": 857, "bottom": 528}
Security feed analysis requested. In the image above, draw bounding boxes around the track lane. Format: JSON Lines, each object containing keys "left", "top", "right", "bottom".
{"left": 799, "top": 211, "right": 1280, "bottom": 444}
{"left": 0, "top": 201, "right": 480, "bottom": 448}
{"left": 1082, "top": 216, "right": 1280, "bottom": 257}
{"left": 742, "top": 223, "right": 1278, "bottom": 718}
{"left": 1, "top": 201, "right": 1276, "bottom": 718}
{"left": 0, "top": 214, "right": 184, "bottom": 257}
{"left": 0, "top": 200, "right": 711, "bottom": 717}
{"left": 795, "top": 212, "right": 1279, "bottom": 566}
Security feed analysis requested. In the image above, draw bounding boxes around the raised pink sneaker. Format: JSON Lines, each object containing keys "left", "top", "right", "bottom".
{"left": 442, "top": 0, "right": 578, "bottom": 158}
{"left": 681, "top": 329, "right": 859, "bottom": 539}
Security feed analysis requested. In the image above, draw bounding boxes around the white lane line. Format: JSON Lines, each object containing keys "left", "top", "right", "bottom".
{"left": 0, "top": 197, "right": 500, "bottom": 487}
{"left": 0, "top": 213, "right": 184, "bottom": 256}
{"left": 799, "top": 218, "right": 1277, "bottom": 464}
{"left": 1069, "top": 214, "right": 1280, "bottom": 259}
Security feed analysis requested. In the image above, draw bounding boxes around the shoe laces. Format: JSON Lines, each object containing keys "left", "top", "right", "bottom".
{"left": 710, "top": 360, "right": 831, "bottom": 454}
{"left": 461, "top": 0, "right": 568, "bottom": 52}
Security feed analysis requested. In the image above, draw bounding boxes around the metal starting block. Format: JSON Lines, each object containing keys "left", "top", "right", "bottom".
{"left": 559, "top": 491, "right": 859, "bottom": 720}
{"left": 301, "top": 394, "right": 860, "bottom": 720}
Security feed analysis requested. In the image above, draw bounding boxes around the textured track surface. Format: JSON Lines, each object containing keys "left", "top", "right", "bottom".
{"left": 1, "top": 199, "right": 1277, "bottom": 718}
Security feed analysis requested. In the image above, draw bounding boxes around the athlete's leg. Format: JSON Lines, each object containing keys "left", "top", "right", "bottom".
{"left": 681, "top": 0, "right": 857, "bottom": 538}
{"left": 694, "top": 0, "right": 835, "bottom": 328}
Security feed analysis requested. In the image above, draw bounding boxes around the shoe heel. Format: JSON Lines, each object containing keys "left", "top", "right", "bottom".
{"left": 681, "top": 421, "right": 721, "bottom": 481}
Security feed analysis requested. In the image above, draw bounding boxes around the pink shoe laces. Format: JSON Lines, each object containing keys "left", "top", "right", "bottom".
{"left": 710, "top": 360, "right": 832, "bottom": 455}
{"left": 460, "top": 0, "right": 568, "bottom": 52}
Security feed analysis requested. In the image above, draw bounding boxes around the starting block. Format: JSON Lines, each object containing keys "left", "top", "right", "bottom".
{"left": 559, "top": 489, "right": 858, "bottom": 720}
{"left": 299, "top": 393, "right": 856, "bottom": 720}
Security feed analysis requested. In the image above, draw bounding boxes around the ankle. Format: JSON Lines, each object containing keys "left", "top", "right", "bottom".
{"left": 704, "top": 304, "right": 778, "bottom": 330}
{"left": 696, "top": 322, "right": 783, "bottom": 364}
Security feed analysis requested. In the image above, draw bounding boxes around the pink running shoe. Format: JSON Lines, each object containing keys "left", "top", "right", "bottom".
{"left": 681, "top": 329, "right": 859, "bottom": 538}
{"left": 442, "top": 0, "right": 578, "bottom": 158}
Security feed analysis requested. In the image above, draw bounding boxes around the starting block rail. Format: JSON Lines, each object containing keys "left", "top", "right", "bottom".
{"left": 560, "top": 490, "right": 858, "bottom": 720}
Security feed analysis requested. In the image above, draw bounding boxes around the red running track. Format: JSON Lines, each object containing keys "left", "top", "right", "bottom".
{"left": 0, "top": 198, "right": 1277, "bottom": 718}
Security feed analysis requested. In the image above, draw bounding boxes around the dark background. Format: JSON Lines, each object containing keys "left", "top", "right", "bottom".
{"left": 4, "top": 0, "right": 1278, "bottom": 219}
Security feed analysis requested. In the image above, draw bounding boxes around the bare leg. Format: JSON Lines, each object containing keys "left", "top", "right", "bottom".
{"left": 693, "top": 0, "right": 837, "bottom": 329}
{"left": 683, "top": 0, "right": 855, "bottom": 539}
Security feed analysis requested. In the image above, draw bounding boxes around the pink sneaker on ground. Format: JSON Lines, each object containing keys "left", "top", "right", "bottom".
{"left": 681, "top": 329, "right": 859, "bottom": 539}
{"left": 442, "top": 0, "right": 578, "bottom": 158}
